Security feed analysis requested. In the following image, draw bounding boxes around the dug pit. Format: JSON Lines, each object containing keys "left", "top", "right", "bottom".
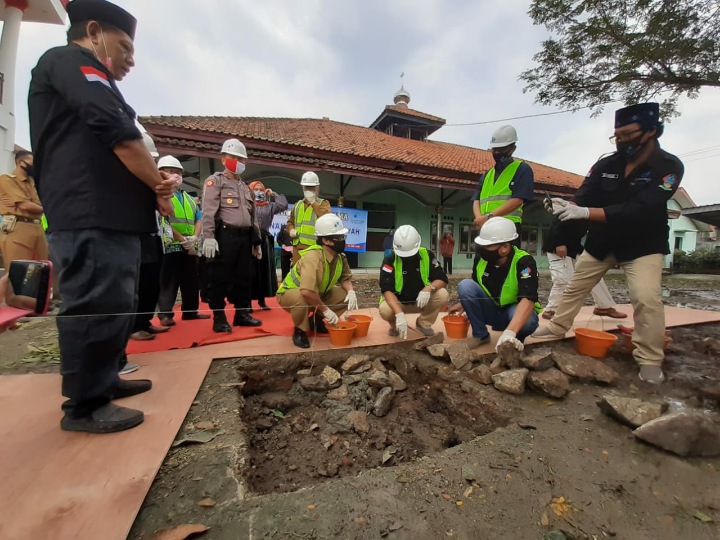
{"left": 237, "top": 348, "right": 511, "bottom": 495}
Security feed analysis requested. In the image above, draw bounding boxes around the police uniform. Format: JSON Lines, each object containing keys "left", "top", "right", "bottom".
{"left": 286, "top": 198, "right": 331, "bottom": 263}
{"left": 545, "top": 103, "right": 683, "bottom": 368}
{"left": 202, "top": 170, "right": 261, "bottom": 327}
{"left": 379, "top": 248, "right": 449, "bottom": 331}
{"left": 28, "top": 0, "right": 151, "bottom": 422}
{"left": 457, "top": 246, "right": 541, "bottom": 341}
{"left": 0, "top": 170, "right": 48, "bottom": 268}
{"left": 276, "top": 245, "right": 352, "bottom": 331}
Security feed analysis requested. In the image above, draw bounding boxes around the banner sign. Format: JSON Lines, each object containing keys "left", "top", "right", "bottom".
{"left": 269, "top": 205, "right": 368, "bottom": 252}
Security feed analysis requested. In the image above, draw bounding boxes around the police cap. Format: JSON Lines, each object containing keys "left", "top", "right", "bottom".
{"left": 67, "top": 0, "right": 137, "bottom": 41}
{"left": 614, "top": 102, "right": 660, "bottom": 130}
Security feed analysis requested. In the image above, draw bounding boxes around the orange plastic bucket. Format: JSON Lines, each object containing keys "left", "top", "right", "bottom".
{"left": 327, "top": 321, "right": 357, "bottom": 346}
{"left": 442, "top": 314, "right": 470, "bottom": 339}
{"left": 347, "top": 314, "right": 372, "bottom": 338}
{"left": 574, "top": 327, "right": 617, "bottom": 358}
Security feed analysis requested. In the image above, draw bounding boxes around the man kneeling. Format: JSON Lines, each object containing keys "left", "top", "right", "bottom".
{"left": 450, "top": 217, "right": 540, "bottom": 353}
{"left": 276, "top": 213, "right": 358, "bottom": 348}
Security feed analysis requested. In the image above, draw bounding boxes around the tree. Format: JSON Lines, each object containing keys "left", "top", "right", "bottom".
{"left": 520, "top": 0, "right": 720, "bottom": 118}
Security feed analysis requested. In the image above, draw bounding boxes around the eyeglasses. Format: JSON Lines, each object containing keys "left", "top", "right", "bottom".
{"left": 609, "top": 129, "right": 642, "bottom": 145}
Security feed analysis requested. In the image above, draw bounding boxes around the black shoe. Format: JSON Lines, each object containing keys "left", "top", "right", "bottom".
{"left": 233, "top": 313, "right": 262, "bottom": 327}
{"left": 114, "top": 379, "right": 153, "bottom": 399}
{"left": 213, "top": 315, "right": 232, "bottom": 333}
{"left": 313, "top": 315, "right": 329, "bottom": 334}
{"left": 147, "top": 325, "right": 170, "bottom": 334}
{"left": 60, "top": 402, "right": 144, "bottom": 434}
{"left": 159, "top": 317, "right": 176, "bottom": 327}
{"left": 293, "top": 328, "right": 310, "bottom": 349}
{"left": 258, "top": 300, "right": 271, "bottom": 311}
{"left": 182, "top": 313, "right": 211, "bottom": 320}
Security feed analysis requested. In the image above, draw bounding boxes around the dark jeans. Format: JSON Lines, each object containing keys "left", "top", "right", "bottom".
{"left": 443, "top": 256, "right": 453, "bottom": 275}
{"left": 207, "top": 225, "right": 255, "bottom": 314}
{"left": 158, "top": 250, "right": 200, "bottom": 319}
{"left": 280, "top": 250, "right": 292, "bottom": 281}
{"left": 49, "top": 229, "right": 141, "bottom": 417}
{"left": 133, "top": 234, "right": 163, "bottom": 332}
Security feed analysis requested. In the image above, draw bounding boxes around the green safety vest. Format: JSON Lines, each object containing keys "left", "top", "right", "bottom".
{"left": 41, "top": 214, "right": 48, "bottom": 231}
{"left": 478, "top": 160, "right": 524, "bottom": 224}
{"left": 277, "top": 245, "right": 344, "bottom": 294}
{"left": 379, "top": 248, "right": 431, "bottom": 304}
{"left": 475, "top": 246, "right": 542, "bottom": 313}
{"left": 292, "top": 199, "right": 326, "bottom": 246}
{"left": 167, "top": 192, "right": 197, "bottom": 244}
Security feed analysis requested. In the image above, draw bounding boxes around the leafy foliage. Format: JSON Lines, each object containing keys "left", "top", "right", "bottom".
{"left": 672, "top": 248, "right": 720, "bottom": 273}
{"left": 521, "top": 0, "right": 720, "bottom": 117}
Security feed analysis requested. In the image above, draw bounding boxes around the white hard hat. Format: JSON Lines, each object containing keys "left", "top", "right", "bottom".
{"left": 475, "top": 217, "right": 518, "bottom": 246}
{"left": 157, "top": 155, "right": 183, "bottom": 171}
{"left": 489, "top": 125, "right": 518, "bottom": 148}
{"left": 301, "top": 171, "right": 320, "bottom": 186}
{"left": 315, "top": 213, "right": 349, "bottom": 237}
{"left": 142, "top": 132, "right": 159, "bottom": 158}
{"left": 393, "top": 225, "right": 421, "bottom": 257}
{"left": 221, "top": 138, "right": 248, "bottom": 158}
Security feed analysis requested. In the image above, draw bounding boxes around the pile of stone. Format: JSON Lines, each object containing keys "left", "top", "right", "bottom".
{"left": 295, "top": 354, "right": 407, "bottom": 435}
{"left": 417, "top": 334, "right": 619, "bottom": 400}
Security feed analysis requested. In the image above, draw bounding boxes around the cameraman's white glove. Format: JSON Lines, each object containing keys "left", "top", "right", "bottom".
{"left": 202, "top": 238, "right": 219, "bottom": 259}
{"left": 495, "top": 329, "right": 524, "bottom": 353}
{"left": 416, "top": 289, "right": 431, "bottom": 309}
{"left": 344, "top": 290, "right": 358, "bottom": 312}
{"left": 289, "top": 228, "right": 298, "bottom": 238}
{"left": 253, "top": 245, "right": 262, "bottom": 260}
{"left": 322, "top": 307, "right": 339, "bottom": 327}
{"left": 551, "top": 198, "right": 590, "bottom": 221}
{"left": 394, "top": 312, "right": 408, "bottom": 340}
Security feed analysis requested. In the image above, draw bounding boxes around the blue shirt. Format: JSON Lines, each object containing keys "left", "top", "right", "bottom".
{"left": 471, "top": 160, "right": 535, "bottom": 202}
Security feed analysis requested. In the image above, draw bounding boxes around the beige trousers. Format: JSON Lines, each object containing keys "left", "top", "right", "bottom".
{"left": 548, "top": 251, "right": 665, "bottom": 366}
{"left": 277, "top": 286, "right": 348, "bottom": 331}
{"left": 0, "top": 222, "right": 48, "bottom": 270}
{"left": 379, "top": 288, "right": 449, "bottom": 329}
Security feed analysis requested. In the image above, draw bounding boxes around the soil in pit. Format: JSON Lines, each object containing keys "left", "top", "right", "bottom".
{"left": 242, "top": 356, "right": 509, "bottom": 495}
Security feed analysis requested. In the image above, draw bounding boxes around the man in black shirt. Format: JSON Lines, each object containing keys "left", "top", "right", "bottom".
{"left": 537, "top": 103, "right": 683, "bottom": 384}
{"left": 451, "top": 217, "right": 540, "bottom": 352}
{"left": 379, "top": 225, "right": 449, "bottom": 338}
{"left": 29, "top": 0, "right": 176, "bottom": 433}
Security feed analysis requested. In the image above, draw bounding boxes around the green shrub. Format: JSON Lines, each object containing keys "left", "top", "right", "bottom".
{"left": 672, "top": 249, "right": 720, "bottom": 274}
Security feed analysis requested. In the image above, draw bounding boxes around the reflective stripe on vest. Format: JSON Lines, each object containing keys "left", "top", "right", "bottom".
{"left": 277, "top": 245, "right": 344, "bottom": 294}
{"left": 292, "top": 199, "right": 325, "bottom": 246}
{"left": 168, "top": 192, "right": 196, "bottom": 242}
{"left": 41, "top": 214, "right": 48, "bottom": 231}
{"left": 475, "top": 246, "right": 542, "bottom": 313}
{"left": 478, "top": 160, "right": 524, "bottom": 223}
{"left": 394, "top": 248, "right": 431, "bottom": 293}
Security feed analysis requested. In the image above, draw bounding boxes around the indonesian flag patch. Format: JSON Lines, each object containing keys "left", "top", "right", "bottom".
{"left": 80, "top": 66, "right": 111, "bottom": 88}
{"left": 382, "top": 264, "right": 393, "bottom": 273}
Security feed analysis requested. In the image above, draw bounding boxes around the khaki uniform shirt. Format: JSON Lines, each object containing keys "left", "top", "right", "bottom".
{"left": 297, "top": 248, "right": 352, "bottom": 292}
{"left": 201, "top": 171, "right": 258, "bottom": 240}
{"left": 0, "top": 171, "right": 42, "bottom": 219}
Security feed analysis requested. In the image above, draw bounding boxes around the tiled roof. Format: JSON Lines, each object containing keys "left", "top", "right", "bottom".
{"left": 382, "top": 105, "right": 446, "bottom": 124}
{"left": 141, "top": 115, "right": 583, "bottom": 192}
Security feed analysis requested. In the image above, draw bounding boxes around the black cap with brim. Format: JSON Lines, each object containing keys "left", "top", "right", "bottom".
{"left": 67, "top": 0, "right": 137, "bottom": 41}
{"left": 614, "top": 102, "right": 660, "bottom": 130}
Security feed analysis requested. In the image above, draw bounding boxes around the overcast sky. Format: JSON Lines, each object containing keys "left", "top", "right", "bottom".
{"left": 11, "top": 0, "right": 720, "bottom": 204}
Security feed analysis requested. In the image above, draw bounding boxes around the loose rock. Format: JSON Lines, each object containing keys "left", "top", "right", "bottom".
{"left": 497, "top": 340, "right": 523, "bottom": 369}
{"left": 414, "top": 332, "right": 445, "bottom": 350}
{"left": 700, "top": 385, "right": 720, "bottom": 403}
{"left": 527, "top": 368, "right": 570, "bottom": 399}
{"left": 597, "top": 395, "right": 667, "bottom": 428}
{"left": 343, "top": 374, "right": 367, "bottom": 385}
{"left": 373, "top": 387, "right": 395, "bottom": 417}
{"left": 633, "top": 411, "right": 720, "bottom": 457}
{"left": 521, "top": 348, "right": 554, "bottom": 371}
{"left": 341, "top": 355, "right": 371, "bottom": 373}
{"left": 426, "top": 344, "right": 449, "bottom": 359}
{"left": 327, "top": 384, "right": 349, "bottom": 400}
{"left": 321, "top": 366, "right": 342, "bottom": 387}
{"left": 492, "top": 368, "right": 529, "bottom": 395}
{"left": 346, "top": 410, "right": 371, "bottom": 434}
{"left": 447, "top": 342, "right": 473, "bottom": 370}
{"left": 299, "top": 375, "right": 331, "bottom": 392}
{"left": 388, "top": 371, "right": 407, "bottom": 391}
{"left": 371, "top": 359, "right": 388, "bottom": 373}
{"left": 468, "top": 364, "right": 493, "bottom": 385}
{"left": 554, "top": 353, "right": 619, "bottom": 385}
{"left": 489, "top": 357, "right": 505, "bottom": 375}
{"left": 296, "top": 368, "right": 311, "bottom": 379}
{"left": 367, "top": 371, "right": 392, "bottom": 388}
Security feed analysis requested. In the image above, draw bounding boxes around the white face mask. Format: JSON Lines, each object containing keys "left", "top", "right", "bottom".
{"left": 303, "top": 190, "right": 316, "bottom": 199}
{"left": 233, "top": 162, "right": 246, "bottom": 175}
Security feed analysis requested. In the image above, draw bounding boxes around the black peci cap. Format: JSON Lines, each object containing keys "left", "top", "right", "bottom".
{"left": 67, "top": 0, "right": 137, "bottom": 41}
{"left": 614, "top": 102, "right": 660, "bottom": 130}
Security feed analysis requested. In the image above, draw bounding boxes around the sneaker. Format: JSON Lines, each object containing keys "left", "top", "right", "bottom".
{"left": 639, "top": 365, "right": 666, "bottom": 384}
{"left": 541, "top": 310, "right": 555, "bottom": 320}
{"left": 114, "top": 379, "right": 153, "bottom": 399}
{"left": 415, "top": 323, "right": 435, "bottom": 337}
{"left": 130, "top": 330, "right": 156, "bottom": 341}
{"left": 465, "top": 336, "right": 491, "bottom": 349}
{"left": 531, "top": 327, "right": 565, "bottom": 339}
{"left": 119, "top": 362, "right": 140, "bottom": 375}
{"left": 60, "top": 402, "right": 144, "bottom": 434}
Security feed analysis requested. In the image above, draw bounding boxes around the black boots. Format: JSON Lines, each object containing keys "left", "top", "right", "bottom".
{"left": 213, "top": 312, "right": 232, "bottom": 333}
{"left": 293, "top": 327, "right": 310, "bottom": 348}
{"left": 233, "top": 310, "right": 262, "bottom": 327}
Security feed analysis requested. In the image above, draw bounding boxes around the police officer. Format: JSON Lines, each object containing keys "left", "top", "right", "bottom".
{"left": 471, "top": 125, "right": 535, "bottom": 243}
{"left": 29, "top": 0, "right": 177, "bottom": 433}
{"left": 276, "top": 213, "right": 358, "bottom": 349}
{"left": 0, "top": 150, "right": 49, "bottom": 269}
{"left": 450, "top": 217, "right": 541, "bottom": 352}
{"left": 201, "top": 138, "right": 262, "bottom": 332}
{"left": 379, "top": 225, "right": 449, "bottom": 339}
{"left": 156, "top": 155, "right": 209, "bottom": 326}
{"left": 285, "top": 171, "right": 331, "bottom": 263}
{"left": 535, "top": 103, "right": 683, "bottom": 384}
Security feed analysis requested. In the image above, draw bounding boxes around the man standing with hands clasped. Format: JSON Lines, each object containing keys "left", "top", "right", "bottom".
{"left": 534, "top": 103, "right": 683, "bottom": 384}
{"left": 286, "top": 171, "right": 331, "bottom": 263}
{"left": 29, "top": 0, "right": 177, "bottom": 433}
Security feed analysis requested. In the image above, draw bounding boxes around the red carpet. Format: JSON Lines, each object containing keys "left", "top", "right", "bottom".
{"left": 126, "top": 298, "right": 294, "bottom": 354}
